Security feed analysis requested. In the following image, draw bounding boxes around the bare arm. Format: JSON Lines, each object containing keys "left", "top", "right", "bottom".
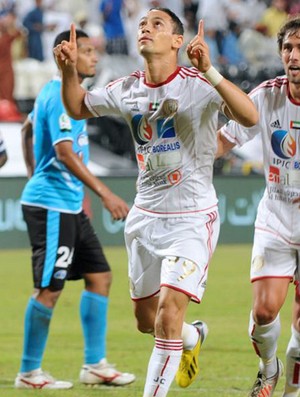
{"left": 187, "top": 20, "right": 258, "bottom": 127}
{"left": 53, "top": 24, "right": 93, "bottom": 120}
{"left": 0, "top": 151, "right": 7, "bottom": 168}
{"left": 55, "top": 141, "right": 129, "bottom": 220}
{"left": 21, "top": 117, "right": 34, "bottom": 177}
{"left": 215, "top": 130, "right": 236, "bottom": 159}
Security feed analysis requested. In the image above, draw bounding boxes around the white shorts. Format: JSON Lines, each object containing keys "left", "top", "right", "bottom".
{"left": 251, "top": 229, "right": 300, "bottom": 284}
{"left": 124, "top": 205, "right": 220, "bottom": 303}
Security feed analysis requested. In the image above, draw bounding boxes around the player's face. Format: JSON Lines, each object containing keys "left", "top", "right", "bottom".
{"left": 76, "top": 37, "right": 98, "bottom": 79}
{"left": 137, "top": 10, "right": 182, "bottom": 57}
{"left": 281, "top": 31, "right": 300, "bottom": 85}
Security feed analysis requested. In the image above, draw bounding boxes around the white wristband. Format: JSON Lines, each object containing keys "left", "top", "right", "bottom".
{"left": 203, "top": 66, "right": 223, "bottom": 87}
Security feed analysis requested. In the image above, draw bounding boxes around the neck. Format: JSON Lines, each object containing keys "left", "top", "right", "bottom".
{"left": 289, "top": 82, "right": 300, "bottom": 103}
{"left": 143, "top": 56, "right": 178, "bottom": 85}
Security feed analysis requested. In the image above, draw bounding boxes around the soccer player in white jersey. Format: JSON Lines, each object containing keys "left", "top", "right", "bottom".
{"left": 54, "top": 7, "right": 258, "bottom": 397}
{"left": 217, "top": 15, "right": 300, "bottom": 397}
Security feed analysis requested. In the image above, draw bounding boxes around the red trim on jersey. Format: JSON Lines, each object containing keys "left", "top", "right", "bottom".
{"left": 106, "top": 76, "right": 127, "bottom": 89}
{"left": 160, "top": 283, "right": 201, "bottom": 303}
{"left": 134, "top": 203, "right": 218, "bottom": 215}
{"left": 179, "top": 66, "right": 212, "bottom": 85}
{"left": 144, "top": 67, "right": 181, "bottom": 87}
{"left": 251, "top": 275, "right": 293, "bottom": 283}
{"left": 206, "top": 211, "right": 218, "bottom": 260}
{"left": 220, "top": 126, "right": 242, "bottom": 147}
{"left": 250, "top": 76, "right": 288, "bottom": 95}
{"left": 255, "top": 226, "right": 300, "bottom": 246}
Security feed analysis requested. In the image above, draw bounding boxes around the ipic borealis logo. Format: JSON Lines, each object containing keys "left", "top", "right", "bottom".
{"left": 271, "top": 130, "right": 296, "bottom": 159}
{"left": 131, "top": 115, "right": 153, "bottom": 145}
{"left": 131, "top": 114, "right": 176, "bottom": 145}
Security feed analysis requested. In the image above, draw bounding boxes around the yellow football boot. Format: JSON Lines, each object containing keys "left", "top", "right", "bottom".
{"left": 175, "top": 320, "right": 208, "bottom": 388}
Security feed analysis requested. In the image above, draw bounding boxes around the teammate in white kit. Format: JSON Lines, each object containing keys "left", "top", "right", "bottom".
{"left": 54, "top": 7, "right": 258, "bottom": 397}
{"left": 217, "top": 14, "right": 300, "bottom": 397}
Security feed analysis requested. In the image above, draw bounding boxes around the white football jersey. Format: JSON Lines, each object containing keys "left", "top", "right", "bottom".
{"left": 220, "top": 76, "right": 300, "bottom": 243}
{"left": 85, "top": 67, "right": 223, "bottom": 217}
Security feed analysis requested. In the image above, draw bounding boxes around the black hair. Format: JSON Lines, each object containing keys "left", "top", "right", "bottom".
{"left": 53, "top": 29, "right": 89, "bottom": 49}
{"left": 149, "top": 7, "right": 184, "bottom": 35}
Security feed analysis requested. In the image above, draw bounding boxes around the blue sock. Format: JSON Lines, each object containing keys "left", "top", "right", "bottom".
{"left": 80, "top": 290, "right": 108, "bottom": 364}
{"left": 20, "top": 297, "right": 53, "bottom": 373}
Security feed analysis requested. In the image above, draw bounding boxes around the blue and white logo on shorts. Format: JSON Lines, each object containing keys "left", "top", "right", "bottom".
{"left": 53, "top": 269, "right": 67, "bottom": 280}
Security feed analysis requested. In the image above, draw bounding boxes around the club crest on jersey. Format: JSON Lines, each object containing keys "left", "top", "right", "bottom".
{"left": 162, "top": 99, "right": 178, "bottom": 118}
{"left": 77, "top": 134, "right": 88, "bottom": 146}
{"left": 59, "top": 113, "right": 71, "bottom": 132}
{"left": 271, "top": 130, "right": 296, "bottom": 159}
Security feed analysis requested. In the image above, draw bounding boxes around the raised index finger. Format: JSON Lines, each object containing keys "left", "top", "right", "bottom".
{"left": 197, "top": 19, "right": 204, "bottom": 37}
{"left": 69, "top": 23, "right": 76, "bottom": 44}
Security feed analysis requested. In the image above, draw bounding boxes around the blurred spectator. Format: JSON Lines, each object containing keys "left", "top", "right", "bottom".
{"left": 222, "top": 21, "right": 245, "bottom": 66}
{"left": 0, "top": 11, "right": 24, "bottom": 111}
{"left": 235, "top": 0, "right": 287, "bottom": 70}
{"left": 0, "top": 99, "right": 22, "bottom": 121}
{"left": 74, "top": 9, "right": 105, "bottom": 54}
{"left": 22, "top": 0, "right": 56, "bottom": 62}
{"left": 196, "top": 0, "right": 230, "bottom": 55}
{"left": 42, "top": 1, "right": 71, "bottom": 61}
{"left": 255, "top": 0, "right": 288, "bottom": 37}
{"left": 289, "top": 0, "right": 300, "bottom": 15}
{"left": 99, "top": 0, "right": 129, "bottom": 55}
{"left": 180, "top": 2, "right": 200, "bottom": 66}
{"left": 123, "top": 0, "right": 147, "bottom": 66}
{"left": 0, "top": 0, "right": 15, "bottom": 16}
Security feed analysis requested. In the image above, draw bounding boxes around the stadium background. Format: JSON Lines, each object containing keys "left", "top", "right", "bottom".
{"left": 0, "top": 0, "right": 293, "bottom": 248}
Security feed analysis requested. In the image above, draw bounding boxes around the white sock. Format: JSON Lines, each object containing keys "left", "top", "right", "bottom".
{"left": 249, "top": 311, "right": 280, "bottom": 378}
{"left": 181, "top": 322, "right": 199, "bottom": 350}
{"left": 284, "top": 326, "right": 300, "bottom": 396}
{"left": 143, "top": 338, "right": 183, "bottom": 397}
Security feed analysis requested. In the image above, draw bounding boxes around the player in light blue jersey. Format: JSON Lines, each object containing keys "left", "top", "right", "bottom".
{"left": 15, "top": 29, "right": 135, "bottom": 390}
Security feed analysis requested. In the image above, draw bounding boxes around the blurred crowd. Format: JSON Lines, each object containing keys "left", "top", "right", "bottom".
{"left": 0, "top": 0, "right": 297, "bottom": 173}
{"left": 0, "top": 0, "right": 297, "bottom": 121}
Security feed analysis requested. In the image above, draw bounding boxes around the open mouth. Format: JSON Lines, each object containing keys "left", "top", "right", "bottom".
{"left": 289, "top": 66, "right": 300, "bottom": 72}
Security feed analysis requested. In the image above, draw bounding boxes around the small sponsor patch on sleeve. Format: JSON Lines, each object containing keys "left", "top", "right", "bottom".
{"left": 59, "top": 113, "right": 72, "bottom": 131}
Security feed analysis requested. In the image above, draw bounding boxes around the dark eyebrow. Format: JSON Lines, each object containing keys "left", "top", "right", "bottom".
{"left": 139, "top": 16, "right": 166, "bottom": 25}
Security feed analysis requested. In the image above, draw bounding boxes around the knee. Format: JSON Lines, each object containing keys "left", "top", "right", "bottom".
{"left": 154, "top": 306, "right": 181, "bottom": 339}
{"left": 135, "top": 312, "right": 155, "bottom": 334}
{"left": 84, "top": 271, "right": 112, "bottom": 295}
{"left": 35, "top": 288, "right": 62, "bottom": 309}
{"left": 136, "top": 321, "right": 154, "bottom": 335}
{"left": 252, "top": 305, "right": 278, "bottom": 325}
{"left": 134, "top": 306, "right": 155, "bottom": 335}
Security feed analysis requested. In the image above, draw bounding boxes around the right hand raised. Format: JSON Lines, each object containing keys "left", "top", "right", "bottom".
{"left": 53, "top": 23, "right": 77, "bottom": 72}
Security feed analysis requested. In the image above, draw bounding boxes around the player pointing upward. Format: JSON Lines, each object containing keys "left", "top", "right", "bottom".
{"left": 55, "top": 7, "right": 258, "bottom": 396}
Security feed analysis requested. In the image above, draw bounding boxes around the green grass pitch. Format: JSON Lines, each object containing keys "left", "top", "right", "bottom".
{"left": 0, "top": 245, "right": 294, "bottom": 396}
